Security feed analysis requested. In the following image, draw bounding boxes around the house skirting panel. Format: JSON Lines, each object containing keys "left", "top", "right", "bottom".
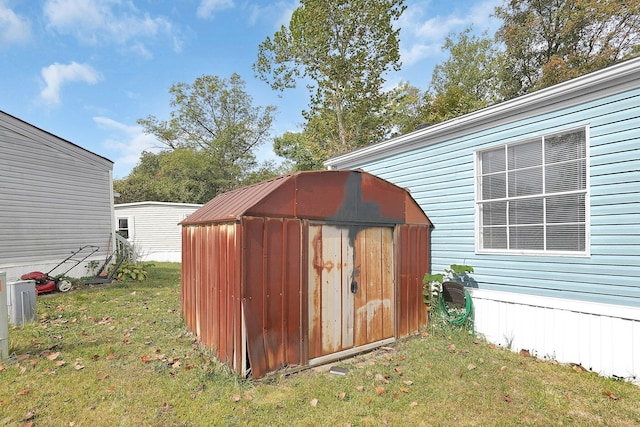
{"left": 469, "top": 288, "right": 640, "bottom": 384}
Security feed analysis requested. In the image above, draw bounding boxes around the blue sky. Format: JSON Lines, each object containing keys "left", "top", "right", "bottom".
{"left": 0, "top": 0, "right": 501, "bottom": 178}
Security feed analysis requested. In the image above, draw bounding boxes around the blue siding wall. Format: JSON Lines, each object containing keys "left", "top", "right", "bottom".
{"left": 350, "top": 89, "right": 640, "bottom": 308}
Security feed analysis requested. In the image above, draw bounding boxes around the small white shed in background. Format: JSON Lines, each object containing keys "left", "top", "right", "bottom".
{"left": 114, "top": 202, "right": 202, "bottom": 262}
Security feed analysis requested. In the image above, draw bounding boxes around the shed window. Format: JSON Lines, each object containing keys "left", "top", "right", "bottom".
{"left": 476, "top": 127, "right": 588, "bottom": 255}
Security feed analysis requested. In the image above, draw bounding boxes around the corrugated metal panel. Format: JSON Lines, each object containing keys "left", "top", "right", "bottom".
{"left": 308, "top": 224, "right": 395, "bottom": 359}
{"left": 396, "top": 224, "right": 430, "bottom": 337}
{"left": 242, "top": 217, "right": 303, "bottom": 378}
{"left": 182, "top": 175, "right": 292, "bottom": 225}
{"left": 181, "top": 223, "right": 241, "bottom": 370}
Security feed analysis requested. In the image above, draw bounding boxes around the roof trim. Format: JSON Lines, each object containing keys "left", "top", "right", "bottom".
{"left": 115, "top": 201, "right": 204, "bottom": 208}
{"left": 325, "top": 57, "right": 640, "bottom": 169}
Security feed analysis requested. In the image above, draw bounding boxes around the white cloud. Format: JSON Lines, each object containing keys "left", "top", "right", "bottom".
{"left": 43, "top": 0, "right": 176, "bottom": 55}
{"left": 197, "top": 0, "right": 234, "bottom": 19}
{"left": 93, "top": 116, "right": 162, "bottom": 179}
{"left": 0, "top": 3, "right": 31, "bottom": 46}
{"left": 40, "top": 61, "right": 101, "bottom": 105}
{"left": 398, "top": 0, "right": 502, "bottom": 68}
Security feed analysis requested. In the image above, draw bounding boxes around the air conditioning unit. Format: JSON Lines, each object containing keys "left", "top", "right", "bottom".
{"left": 7, "top": 279, "right": 36, "bottom": 326}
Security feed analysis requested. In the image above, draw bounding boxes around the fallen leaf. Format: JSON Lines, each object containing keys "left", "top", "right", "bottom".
{"left": 140, "top": 355, "right": 151, "bottom": 363}
{"left": 244, "top": 392, "right": 253, "bottom": 401}
{"left": 393, "top": 392, "right": 399, "bottom": 399}
{"left": 56, "top": 360, "right": 66, "bottom": 367}
{"left": 467, "top": 364, "right": 476, "bottom": 371}
{"left": 365, "top": 397, "right": 372, "bottom": 404}
{"left": 231, "top": 394, "right": 241, "bottom": 402}
{"left": 21, "top": 422, "right": 33, "bottom": 427}
{"left": 97, "top": 374, "right": 109, "bottom": 381}
{"left": 403, "top": 380, "right": 413, "bottom": 386}
{"left": 399, "top": 387, "right": 410, "bottom": 393}
{"left": 503, "top": 395, "right": 513, "bottom": 403}
{"left": 338, "top": 392, "right": 346, "bottom": 400}
{"left": 410, "top": 401, "right": 418, "bottom": 407}
{"left": 426, "top": 363, "right": 433, "bottom": 369}
{"left": 17, "top": 389, "right": 30, "bottom": 396}
{"left": 310, "top": 398, "right": 318, "bottom": 407}
{"left": 519, "top": 349, "right": 531, "bottom": 357}
{"left": 107, "top": 353, "right": 118, "bottom": 360}
{"left": 74, "top": 363, "right": 84, "bottom": 370}
{"left": 23, "top": 410, "right": 36, "bottom": 420}
{"left": 47, "top": 352, "right": 60, "bottom": 361}
{"left": 375, "top": 386, "right": 386, "bottom": 396}
{"left": 447, "top": 344, "right": 456, "bottom": 353}
{"left": 604, "top": 391, "right": 618, "bottom": 401}
{"left": 456, "top": 370, "right": 463, "bottom": 378}
{"left": 572, "top": 364, "right": 587, "bottom": 373}
{"left": 355, "top": 385, "right": 364, "bottom": 392}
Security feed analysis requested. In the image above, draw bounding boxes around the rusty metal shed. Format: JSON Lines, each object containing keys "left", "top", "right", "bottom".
{"left": 180, "top": 169, "right": 432, "bottom": 378}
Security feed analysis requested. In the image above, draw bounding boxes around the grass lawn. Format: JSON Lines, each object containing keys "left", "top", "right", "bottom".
{"left": 1, "top": 262, "right": 639, "bottom": 426}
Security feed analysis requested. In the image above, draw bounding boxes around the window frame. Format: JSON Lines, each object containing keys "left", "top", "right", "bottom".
{"left": 116, "top": 216, "right": 133, "bottom": 241}
{"left": 474, "top": 125, "right": 590, "bottom": 257}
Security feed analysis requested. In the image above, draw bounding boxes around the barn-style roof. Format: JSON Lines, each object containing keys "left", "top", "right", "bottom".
{"left": 182, "top": 169, "right": 431, "bottom": 226}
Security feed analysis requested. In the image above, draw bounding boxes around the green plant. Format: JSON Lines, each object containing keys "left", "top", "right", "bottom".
{"left": 85, "top": 260, "right": 101, "bottom": 275}
{"left": 423, "top": 264, "right": 475, "bottom": 334}
{"left": 423, "top": 264, "right": 474, "bottom": 306}
{"left": 113, "top": 261, "right": 154, "bottom": 281}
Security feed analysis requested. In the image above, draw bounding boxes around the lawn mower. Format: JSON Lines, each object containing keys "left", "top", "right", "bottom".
{"left": 20, "top": 245, "right": 100, "bottom": 294}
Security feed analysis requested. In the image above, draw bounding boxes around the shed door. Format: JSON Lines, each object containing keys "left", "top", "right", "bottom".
{"left": 308, "top": 224, "right": 394, "bottom": 359}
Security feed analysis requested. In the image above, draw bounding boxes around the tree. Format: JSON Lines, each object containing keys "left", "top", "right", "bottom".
{"left": 254, "top": 0, "right": 406, "bottom": 165}
{"left": 428, "top": 28, "right": 502, "bottom": 122}
{"left": 495, "top": 0, "right": 640, "bottom": 98}
{"left": 384, "top": 81, "right": 431, "bottom": 136}
{"left": 121, "top": 73, "right": 279, "bottom": 203}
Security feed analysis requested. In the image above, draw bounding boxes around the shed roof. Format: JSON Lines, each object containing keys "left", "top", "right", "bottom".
{"left": 182, "top": 170, "right": 431, "bottom": 226}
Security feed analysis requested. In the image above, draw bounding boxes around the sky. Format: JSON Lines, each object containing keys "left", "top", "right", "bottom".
{"left": 0, "top": 0, "right": 502, "bottom": 179}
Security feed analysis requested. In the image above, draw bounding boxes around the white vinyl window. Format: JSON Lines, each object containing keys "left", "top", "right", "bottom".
{"left": 117, "top": 217, "right": 131, "bottom": 240}
{"left": 476, "top": 127, "right": 588, "bottom": 255}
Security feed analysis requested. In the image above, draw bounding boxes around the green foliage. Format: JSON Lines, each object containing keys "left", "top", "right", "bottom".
{"left": 495, "top": 0, "right": 640, "bottom": 98}
{"left": 117, "top": 74, "right": 280, "bottom": 203}
{"left": 423, "top": 264, "right": 474, "bottom": 306}
{"left": 114, "top": 261, "right": 154, "bottom": 281}
{"left": 254, "top": 0, "right": 406, "bottom": 168}
{"left": 426, "top": 28, "right": 502, "bottom": 124}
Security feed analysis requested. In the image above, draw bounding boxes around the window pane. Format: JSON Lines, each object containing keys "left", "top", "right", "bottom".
{"left": 481, "top": 173, "right": 506, "bottom": 200}
{"left": 481, "top": 148, "right": 505, "bottom": 174}
{"left": 118, "top": 218, "right": 128, "bottom": 229}
{"left": 509, "top": 225, "right": 544, "bottom": 250}
{"left": 546, "top": 160, "right": 586, "bottom": 193}
{"left": 509, "top": 198, "right": 543, "bottom": 225}
{"left": 547, "top": 194, "right": 585, "bottom": 223}
{"left": 508, "top": 167, "right": 543, "bottom": 197}
{"left": 482, "top": 226, "right": 507, "bottom": 249}
{"left": 481, "top": 201, "right": 507, "bottom": 226}
{"left": 508, "top": 141, "right": 542, "bottom": 169}
{"left": 547, "top": 224, "right": 585, "bottom": 251}
{"left": 545, "top": 130, "right": 586, "bottom": 164}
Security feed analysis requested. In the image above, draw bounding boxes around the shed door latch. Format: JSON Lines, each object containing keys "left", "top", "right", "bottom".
{"left": 350, "top": 280, "right": 358, "bottom": 294}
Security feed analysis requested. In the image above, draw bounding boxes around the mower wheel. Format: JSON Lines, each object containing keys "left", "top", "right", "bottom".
{"left": 57, "top": 280, "right": 72, "bottom": 293}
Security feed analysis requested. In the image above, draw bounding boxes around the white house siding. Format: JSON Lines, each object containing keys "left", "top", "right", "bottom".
{"left": 325, "top": 59, "right": 640, "bottom": 383}
{"left": 0, "top": 111, "right": 114, "bottom": 280}
{"left": 114, "top": 202, "right": 202, "bottom": 262}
